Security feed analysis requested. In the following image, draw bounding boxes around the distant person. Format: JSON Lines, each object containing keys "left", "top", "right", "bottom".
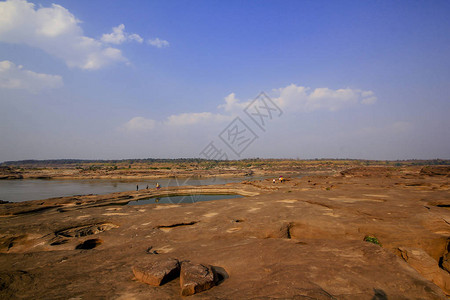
{"left": 136, "top": 184, "right": 139, "bottom": 191}
{"left": 273, "top": 179, "right": 276, "bottom": 184}
{"left": 156, "top": 183, "right": 161, "bottom": 190}
{"left": 146, "top": 184, "right": 149, "bottom": 189}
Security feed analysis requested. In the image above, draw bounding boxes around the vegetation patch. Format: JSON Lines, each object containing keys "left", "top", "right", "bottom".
{"left": 364, "top": 235, "right": 382, "bottom": 246}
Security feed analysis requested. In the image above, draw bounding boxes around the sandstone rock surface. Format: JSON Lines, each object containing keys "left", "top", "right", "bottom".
{"left": 180, "top": 261, "right": 215, "bottom": 296}
{"left": 0, "top": 166, "right": 449, "bottom": 299}
{"left": 133, "top": 258, "right": 180, "bottom": 286}
{"left": 399, "top": 247, "right": 450, "bottom": 294}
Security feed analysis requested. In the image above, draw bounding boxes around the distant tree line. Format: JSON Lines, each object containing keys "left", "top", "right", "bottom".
{"left": 1, "top": 158, "right": 448, "bottom": 167}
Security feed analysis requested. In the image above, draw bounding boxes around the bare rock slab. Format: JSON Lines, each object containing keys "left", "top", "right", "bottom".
{"left": 133, "top": 258, "right": 180, "bottom": 286}
{"left": 180, "top": 261, "right": 215, "bottom": 296}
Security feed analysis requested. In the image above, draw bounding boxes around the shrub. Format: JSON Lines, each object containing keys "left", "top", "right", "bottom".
{"left": 364, "top": 235, "right": 382, "bottom": 246}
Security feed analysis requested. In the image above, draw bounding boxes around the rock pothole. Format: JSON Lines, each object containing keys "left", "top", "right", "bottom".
{"left": 55, "top": 223, "right": 118, "bottom": 238}
{"left": 75, "top": 238, "right": 102, "bottom": 250}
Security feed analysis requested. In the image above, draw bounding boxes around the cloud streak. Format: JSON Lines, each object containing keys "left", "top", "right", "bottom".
{"left": 123, "top": 84, "right": 377, "bottom": 133}
{"left": 0, "top": 60, "right": 63, "bottom": 92}
{"left": 123, "top": 112, "right": 231, "bottom": 132}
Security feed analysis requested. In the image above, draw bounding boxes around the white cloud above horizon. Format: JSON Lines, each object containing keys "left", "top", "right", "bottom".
{"left": 273, "top": 84, "right": 377, "bottom": 112}
{"left": 218, "top": 84, "right": 376, "bottom": 114}
{"left": 101, "top": 24, "right": 143, "bottom": 44}
{"left": 0, "top": 0, "right": 128, "bottom": 70}
{"left": 123, "top": 116, "right": 157, "bottom": 132}
{"left": 122, "top": 112, "right": 231, "bottom": 133}
{"left": 147, "top": 37, "right": 170, "bottom": 48}
{"left": 122, "top": 84, "right": 378, "bottom": 134}
{"left": 0, "top": 60, "right": 63, "bottom": 92}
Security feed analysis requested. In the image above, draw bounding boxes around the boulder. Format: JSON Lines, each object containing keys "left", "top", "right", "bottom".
{"left": 133, "top": 258, "right": 180, "bottom": 286}
{"left": 180, "top": 261, "right": 215, "bottom": 296}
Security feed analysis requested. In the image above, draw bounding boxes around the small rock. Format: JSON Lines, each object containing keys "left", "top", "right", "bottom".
{"left": 133, "top": 258, "right": 180, "bottom": 286}
{"left": 180, "top": 261, "right": 215, "bottom": 296}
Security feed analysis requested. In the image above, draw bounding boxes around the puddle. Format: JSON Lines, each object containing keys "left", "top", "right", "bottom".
{"left": 128, "top": 194, "right": 243, "bottom": 205}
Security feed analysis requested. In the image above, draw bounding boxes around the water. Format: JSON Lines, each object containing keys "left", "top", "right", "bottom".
{"left": 128, "top": 194, "right": 243, "bottom": 205}
{"left": 0, "top": 176, "right": 265, "bottom": 203}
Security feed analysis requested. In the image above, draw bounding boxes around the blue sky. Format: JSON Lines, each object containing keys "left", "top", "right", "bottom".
{"left": 0, "top": 0, "right": 449, "bottom": 161}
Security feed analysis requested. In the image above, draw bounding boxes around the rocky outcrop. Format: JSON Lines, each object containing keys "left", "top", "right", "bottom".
{"left": 0, "top": 166, "right": 23, "bottom": 180}
{"left": 133, "top": 258, "right": 180, "bottom": 286}
{"left": 399, "top": 247, "right": 450, "bottom": 294}
{"left": 420, "top": 166, "right": 450, "bottom": 177}
{"left": 340, "top": 166, "right": 397, "bottom": 177}
{"left": 180, "top": 262, "right": 215, "bottom": 296}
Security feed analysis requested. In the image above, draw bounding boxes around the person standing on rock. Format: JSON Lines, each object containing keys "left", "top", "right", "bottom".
{"left": 136, "top": 184, "right": 139, "bottom": 191}
{"left": 156, "top": 183, "right": 161, "bottom": 190}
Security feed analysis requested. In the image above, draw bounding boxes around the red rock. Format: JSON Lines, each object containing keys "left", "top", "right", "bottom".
{"left": 133, "top": 258, "right": 180, "bottom": 286}
{"left": 180, "top": 261, "right": 215, "bottom": 296}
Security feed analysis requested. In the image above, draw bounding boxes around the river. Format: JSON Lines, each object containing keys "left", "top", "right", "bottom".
{"left": 0, "top": 176, "right": 266, "bottom": 203}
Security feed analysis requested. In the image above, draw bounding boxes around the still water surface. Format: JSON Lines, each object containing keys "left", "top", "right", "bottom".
{"left": 128, "top": 194, "right": 243, "bottom": 205}
{"left": 0, "top": 176, "right": 263, "bottom": 203}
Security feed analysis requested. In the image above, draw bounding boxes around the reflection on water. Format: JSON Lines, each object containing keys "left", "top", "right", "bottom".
{"left": 128, "top": 194, "right": 243, "bottom": 205}
{"left": 0, "top": 176, "right": 266, "bottom": 203}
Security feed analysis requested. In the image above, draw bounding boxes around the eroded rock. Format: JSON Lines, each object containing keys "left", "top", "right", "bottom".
{"left": 420, "top": 166, "right": 450, "bottom": 177}
{"left": 55, "top": 223, "right": 118, "bottom": 238}
{"left": 399, "top": 247, "right": 450, "bottom": 294}
{"left": 133, "top": 258, "right": 180, "bottom": 286}
{"left": 75, "top": 238, "right": 102, "bottom": 250}
{"left": 180, "top": 261, "right": 215, "bottom": 296}
{"left": 442, "top": 253, "right": 450, "bottom": 273}
{"left": 0, "top": 270, "right": 34, "bottom": 298}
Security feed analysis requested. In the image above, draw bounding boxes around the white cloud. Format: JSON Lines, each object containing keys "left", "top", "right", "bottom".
{"left": 123, "top": 111, "right": 231, "bottom": 133}
{"left": 217, "top": 84, "right": 377, "bottom": 114}
{"left": 123, "top": 117, "right": 156, "bottom": 132}
{"left": 0, "top": 0, "right": 127, "bottom": 70}
{"left": 164, "top": 112, "right": 231, "bottom": 126}
{"left": 123, "top": 84, "right": 377, "bottom": 133}
{"left": 218, "top": 93, "right": 248, "bottom": 113}
{"left": 147, "top": 37, "right": 169, "bottom": 48}
{"left": 129, "top": 33, "right": 144, "bottom": 43}
{"left": 0, "top": 60, "right": 63, "bottom": 92}
{"left": 101, "top": 24, "right": 143, "bottom": 44}
{"left": 273, "top": 84, "right": 377, "bottom": 112}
